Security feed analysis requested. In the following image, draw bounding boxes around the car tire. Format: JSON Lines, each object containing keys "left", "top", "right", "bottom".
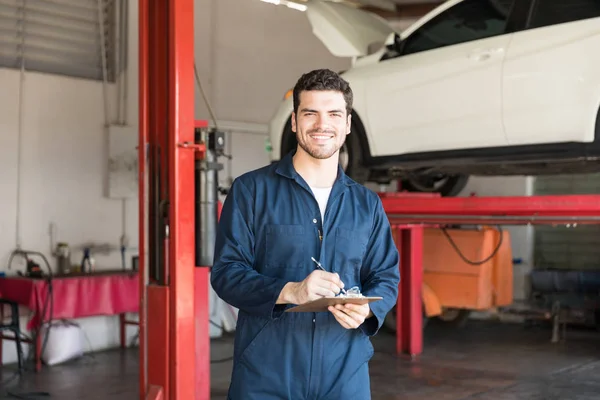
{"left": 432, "top": 308, "right": 471, "bottom": 328}
{"left": 280, "top": 118, "right": 369, "bottom": 183}
{"left": 401, "top": 173, "right": 469, "bottom": 197}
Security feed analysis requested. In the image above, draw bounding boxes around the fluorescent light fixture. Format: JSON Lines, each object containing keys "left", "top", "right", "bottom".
{"left": 286, "top": 2, "right": 307, "bottom": 11}
{"left": 260, "top": 0, "right": 307, "bottom": 12}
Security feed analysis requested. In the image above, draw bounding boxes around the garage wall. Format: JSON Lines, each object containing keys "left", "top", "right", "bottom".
{"left": 0, "top": 69, "right": 132, "bottom": 271}
{"left": 0, "top": 0, "right": 349, "bottom": 364}
{"left": 194, "top": 0, "right": 352, "bottom": 124}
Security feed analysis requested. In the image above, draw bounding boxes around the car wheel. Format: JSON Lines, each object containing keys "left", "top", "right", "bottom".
{"left": 433, "top": 308, "right": 471, "bottom": 328}
{"left": 401, "top": 172, "right": 469, "bottom": 197}
{"left": 280, "top": 119, "right": 369, "bottom": 183}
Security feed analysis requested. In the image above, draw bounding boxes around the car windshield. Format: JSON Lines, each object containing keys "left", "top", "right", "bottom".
{"left": 381, "top": 0, "right": 513, "bottom": 60}
{"left": 411, "top": 2, "right": 510, "bottom": 47}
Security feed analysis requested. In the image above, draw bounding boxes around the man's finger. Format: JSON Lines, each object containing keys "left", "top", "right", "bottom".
{"left": 328, "top": 306, "right": 352, "bottom": 329}
{"left": 335, "top": 304, "right": 365, "bottom": 325}
{"left": 316, "top": 281, "right": 341, "bottom": 295}
{"left": 343, "top": 303, "right": 369, "bottom": 317}
{"left": 329, "top": 306, "right": 358, "bottom": 329}
{"left": 339, "top": 305, "right": 365, "bottom": 322}
{"left": 313, "top": 287, "right": 336, "bottom": 298}
{"left": 320, "top": 272, "right": 345, "bottom": 288}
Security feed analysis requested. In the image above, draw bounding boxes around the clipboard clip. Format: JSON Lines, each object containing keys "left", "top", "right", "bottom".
{"left": 339, "top": 286, "right": 362, "bottom": 298}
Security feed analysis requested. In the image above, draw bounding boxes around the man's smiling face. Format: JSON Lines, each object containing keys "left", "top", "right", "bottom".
{"left": 292, "top": 90, "right": 351, "bottom": 161}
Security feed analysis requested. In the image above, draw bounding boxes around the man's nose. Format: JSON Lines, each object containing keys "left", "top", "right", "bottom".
{"left": 315, "top": 114, "right": 330, "bottom": 129}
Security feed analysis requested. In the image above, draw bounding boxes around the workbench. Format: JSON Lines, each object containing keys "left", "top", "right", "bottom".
{"left": 0, "top": 271, "right": 139, "bottom": 371}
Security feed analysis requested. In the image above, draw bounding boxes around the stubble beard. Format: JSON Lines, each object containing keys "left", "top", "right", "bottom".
{"left": 297, "top": 130, "right": 345, "bottom": 160}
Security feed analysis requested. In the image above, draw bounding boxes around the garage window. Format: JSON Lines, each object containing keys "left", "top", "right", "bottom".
{"left": 401, "top": 0, "right": 515, "bottom": 56}
{"left": 529, "top": 0, "right": 600, "bottom": 29}
{"left": 0, "top": 0, "right": 120, "bottom": 82}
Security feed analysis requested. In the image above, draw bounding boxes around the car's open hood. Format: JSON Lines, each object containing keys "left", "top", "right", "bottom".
{"left": 305, "top": 0, "right": 396, "bottom": 58}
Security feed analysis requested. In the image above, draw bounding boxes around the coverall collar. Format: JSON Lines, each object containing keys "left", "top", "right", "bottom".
{"left": 275, "top": 149, "right": 356, "bottom": 189}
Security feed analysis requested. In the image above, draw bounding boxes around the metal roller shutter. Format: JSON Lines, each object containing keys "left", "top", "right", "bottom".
{"left": 0, "top": 0, "right": 117, "bottom": 81}
{"left": 534, "top": 173, "right": 600, "bottom": 271}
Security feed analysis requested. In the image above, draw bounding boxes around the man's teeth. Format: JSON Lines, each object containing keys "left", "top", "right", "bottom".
{"left": 311, "top": 135, "right": 331, "bottom": 139}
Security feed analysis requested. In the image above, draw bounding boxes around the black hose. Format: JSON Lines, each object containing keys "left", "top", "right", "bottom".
{"left": 441, "top": 225, "right": 504, "bottom": 266}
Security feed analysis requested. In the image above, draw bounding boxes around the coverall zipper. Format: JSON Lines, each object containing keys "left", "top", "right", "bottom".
{"left": 307, "top": 225, "right": 321, "bottom": 399}
{"left": 305, "top": 182, "right": 344, "bottom": 398}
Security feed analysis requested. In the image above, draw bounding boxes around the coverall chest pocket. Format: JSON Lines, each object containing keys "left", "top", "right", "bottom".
{"left": 265, "top": 224, "right": 305, "bottom": 269}
{"left": 334, "top": 227, "right": 368, "bottom": 284}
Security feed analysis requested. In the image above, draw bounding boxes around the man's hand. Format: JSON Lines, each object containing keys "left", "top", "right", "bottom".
{"left": 328, "top": 303, "right": 372, "bottom": 329}
{"left": 277, "top": 270, "right": 344, "bottom": 305}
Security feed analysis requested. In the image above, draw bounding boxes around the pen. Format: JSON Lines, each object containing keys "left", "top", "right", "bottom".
{"left": 311, "top": 256, "right": 325, "bottom": 271}
{"left": 311, "top": 257, "right": 346, "bottom": 295}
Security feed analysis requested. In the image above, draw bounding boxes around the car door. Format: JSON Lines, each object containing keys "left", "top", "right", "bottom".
{"left": 502, "top": 0, "right": 600, "bottom": 146}
{"left": 363, "top": 0, "right": 515, "bottom": 156}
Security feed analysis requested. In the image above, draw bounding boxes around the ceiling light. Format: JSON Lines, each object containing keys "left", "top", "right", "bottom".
{"left": 260, "top": 0, "right": 307, "bottom": 12}
{"left": 286, "top": 2, "right": 307, "bottom": 11}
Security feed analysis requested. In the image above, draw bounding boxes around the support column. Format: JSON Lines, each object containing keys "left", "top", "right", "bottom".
{"left": 139, "top": 0, "right": 197, "bottom": 398}
{"left": 138, "top": 0, "right": 149, "bottom": 396}
{"left": 167, "top": 0, "right": 196, "bottom": 398}
{"left": 396, "top": 225, "right": 424, "bottom": 358}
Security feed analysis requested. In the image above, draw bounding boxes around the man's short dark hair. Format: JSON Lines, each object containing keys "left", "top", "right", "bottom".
{"left": 293, "top": 69, "right": 353, "bottom": 116}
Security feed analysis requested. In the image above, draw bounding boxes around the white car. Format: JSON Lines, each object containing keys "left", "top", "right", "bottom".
{"left": 267, "top": 0, "right": 600, "bottom": 196}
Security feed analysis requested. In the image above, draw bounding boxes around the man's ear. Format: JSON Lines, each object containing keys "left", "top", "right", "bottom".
{"left": 291, "top": 112, "right": 297, "bottom": 133}
{"left": 346, "top": 114, "right": 352, "bottom": 135}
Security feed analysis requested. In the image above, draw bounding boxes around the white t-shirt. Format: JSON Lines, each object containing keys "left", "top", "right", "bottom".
{"left": 311, "top": 186, "right": 333, "bottom": 222}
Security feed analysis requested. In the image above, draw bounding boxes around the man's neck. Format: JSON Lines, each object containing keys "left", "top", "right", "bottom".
{"left": 292, "top": 149, "right": 338, "bottom": 188}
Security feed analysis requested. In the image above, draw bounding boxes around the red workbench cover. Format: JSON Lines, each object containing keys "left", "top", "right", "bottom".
{"left": 0, "top": 271, "right": 139, "bottom": 330}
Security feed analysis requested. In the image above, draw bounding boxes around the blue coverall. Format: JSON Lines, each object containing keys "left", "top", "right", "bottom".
{"left": 211, "top": 150, "right": 400, "bottom": 400}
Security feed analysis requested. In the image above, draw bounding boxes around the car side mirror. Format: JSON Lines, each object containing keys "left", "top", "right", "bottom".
{"left": 393, "top": 35, "right": 405, "bottom": 54}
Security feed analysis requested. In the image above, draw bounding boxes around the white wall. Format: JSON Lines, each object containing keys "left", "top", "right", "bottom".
{"left": 0, "top": 0, "right": 349, "bottom": 365}
{"left": 193, "top": 0, "right": 351, "bottom": 124}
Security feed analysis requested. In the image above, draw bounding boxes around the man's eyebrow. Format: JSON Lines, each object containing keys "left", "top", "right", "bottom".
{"left": 299, "top": 108, "right": 344, "bottom": 113}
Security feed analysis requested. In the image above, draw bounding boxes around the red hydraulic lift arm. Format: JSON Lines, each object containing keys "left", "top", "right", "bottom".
{"left": 381, "top": 192, "right": 600, "bottom": 225}
{"left": 380, "top": 192, "right": 600, "bottom": 359}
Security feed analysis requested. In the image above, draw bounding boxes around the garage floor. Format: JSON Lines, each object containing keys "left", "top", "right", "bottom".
{"left": 2, "top": 320, "right": 600, "bottom": 399}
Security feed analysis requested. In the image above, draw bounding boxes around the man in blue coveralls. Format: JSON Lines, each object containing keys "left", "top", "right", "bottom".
{"left": 211, "top": 68, "right": 400, "bottom": 400}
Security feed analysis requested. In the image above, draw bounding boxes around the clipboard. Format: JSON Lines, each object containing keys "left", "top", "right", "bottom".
{"left": 285, "top": 296, "right": 383, "bottom": 313}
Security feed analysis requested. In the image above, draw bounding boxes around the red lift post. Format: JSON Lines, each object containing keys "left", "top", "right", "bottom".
{"left": 381, "top": 192, "right": 600, "bottom": 358}
{"left": 139, "top": 0, "right": 210, "bottom": 399}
